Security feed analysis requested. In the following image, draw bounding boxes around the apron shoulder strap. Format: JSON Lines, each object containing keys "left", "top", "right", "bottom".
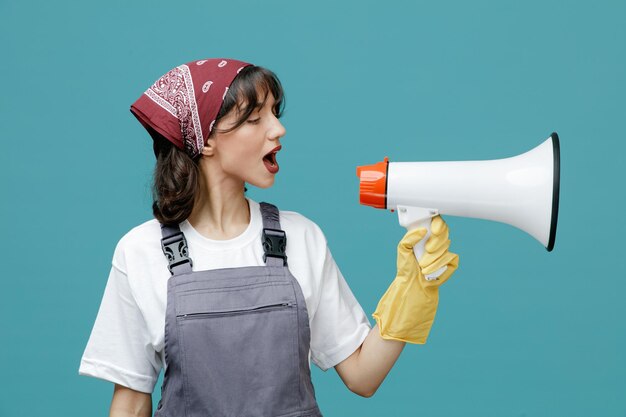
{"left": 259, "top": 202, "right": 288, "bottom": 267}
{"left": 159, "top": 222, "right": 194, "bottom": 276}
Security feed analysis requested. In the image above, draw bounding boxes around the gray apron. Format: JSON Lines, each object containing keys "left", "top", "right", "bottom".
{"left": 154, "top": 202, "right": 323, "bottom": 417}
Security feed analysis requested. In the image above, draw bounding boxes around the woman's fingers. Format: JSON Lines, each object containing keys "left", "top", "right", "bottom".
{"left": 425, "top": 225, "right": 449, "bottom": 253}
{"left": 421, "top": 251, "right": 459, "bottom": 276}
{"left": 421, "top": 252, "right": 459, "bottom": 287}
{"left": 430, "top": 215, "right": 445, "bottom": 235}
{"left": 398, "top": 227, "right": 428, "bottom": 253}
{"left": 418, "top": 239, "right": 451, "bottom": 268}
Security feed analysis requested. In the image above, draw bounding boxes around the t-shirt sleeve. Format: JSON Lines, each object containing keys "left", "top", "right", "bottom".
{"left": 78, "top": 242, "right": 161, "bottom": 394}
{"left": 309, "top": 243, "right": 372, "bottom": 372}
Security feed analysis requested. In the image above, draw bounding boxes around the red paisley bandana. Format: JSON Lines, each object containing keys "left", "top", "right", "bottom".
{"left": 130, "top": 58, "right": 252, "bottom": 159}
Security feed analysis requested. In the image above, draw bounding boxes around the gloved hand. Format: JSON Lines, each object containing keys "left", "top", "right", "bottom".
{"left": 372, "top": 215, "right": 459, "bottom": 344}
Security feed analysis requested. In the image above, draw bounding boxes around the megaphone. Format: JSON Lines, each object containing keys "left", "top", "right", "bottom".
{"left": 356, "top": 132, "right": 560, "bottom": 273}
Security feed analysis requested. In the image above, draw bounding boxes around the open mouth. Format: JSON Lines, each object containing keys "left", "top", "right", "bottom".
{"left": 263, "top": 146, "right": 281, "bottom": 173}
{"left": 263, "top": 151, "right": 278, "bottom": 167}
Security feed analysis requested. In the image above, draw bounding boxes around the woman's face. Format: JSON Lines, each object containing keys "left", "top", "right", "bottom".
{"left": 206, "top": 92, "right": 286, "bottom": 189}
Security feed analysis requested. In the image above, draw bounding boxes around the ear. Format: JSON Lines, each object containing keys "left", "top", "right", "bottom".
{"left": 201, "top": 138, "right": 216, "bottom": 157}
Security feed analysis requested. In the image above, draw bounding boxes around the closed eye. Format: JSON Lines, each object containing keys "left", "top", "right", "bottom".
{"left": 247, "top": 118, "right": 261, "bottom": 124}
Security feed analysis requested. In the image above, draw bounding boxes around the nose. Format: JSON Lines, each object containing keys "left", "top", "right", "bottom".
{"left": 269, "top": 115, "right": 286, "bottom": 141}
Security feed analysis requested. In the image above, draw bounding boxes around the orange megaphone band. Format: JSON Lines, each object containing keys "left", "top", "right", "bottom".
{"left": 356, "top": 157, "right": 389, "bottom": 209}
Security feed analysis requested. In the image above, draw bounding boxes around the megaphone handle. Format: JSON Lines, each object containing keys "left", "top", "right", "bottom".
{"left": 408, "top": 218, "right": 448, "bottom": 281}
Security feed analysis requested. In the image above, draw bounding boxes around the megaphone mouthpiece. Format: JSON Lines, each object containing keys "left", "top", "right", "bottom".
{"left": 356, "top": 156, "right": 389, "bottom": 209}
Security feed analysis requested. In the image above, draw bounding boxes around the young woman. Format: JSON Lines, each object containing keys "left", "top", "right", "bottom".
{"left": 78, "top": 58, "right": 459, "bottom": 417}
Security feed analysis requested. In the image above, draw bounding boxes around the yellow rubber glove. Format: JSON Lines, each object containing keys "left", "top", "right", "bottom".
{"left": 372, "top": 215, "right": 459, "bottom": 344}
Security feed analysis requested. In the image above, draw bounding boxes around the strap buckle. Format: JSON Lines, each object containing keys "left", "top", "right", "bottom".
{"left": 262, "top": 228, "right": 287, "bottom": 265}
{"left": 161, "top": 231, "right": 193, "bottom": 274}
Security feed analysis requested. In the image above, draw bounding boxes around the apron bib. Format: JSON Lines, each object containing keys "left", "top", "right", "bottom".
{"left": 154, "top": 202, "right": 323, "bottom": 417}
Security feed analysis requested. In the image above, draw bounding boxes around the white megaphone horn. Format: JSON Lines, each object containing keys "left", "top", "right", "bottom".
{"left": 356, "top": 132, "right": 561, "bottom": 277}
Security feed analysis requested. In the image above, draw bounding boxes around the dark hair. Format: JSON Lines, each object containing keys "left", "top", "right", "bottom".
{"left": 150, "top": 65, "right": 285, "bottom": 226}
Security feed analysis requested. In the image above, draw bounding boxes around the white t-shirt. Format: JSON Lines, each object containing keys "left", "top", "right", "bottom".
{"left": 78, "top": 198, "right": 372, "bottom": 394}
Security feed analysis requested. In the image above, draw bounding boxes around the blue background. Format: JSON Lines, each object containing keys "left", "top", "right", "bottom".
{"left": 1, "top": 0, "right": 624, "bottom": 416}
